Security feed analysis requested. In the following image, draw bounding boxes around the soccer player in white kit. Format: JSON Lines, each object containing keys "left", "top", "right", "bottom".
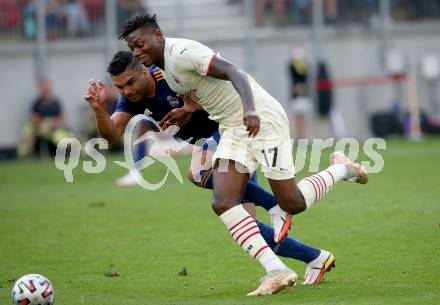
{"left": 120, "top": 13, "right": 368, "bottom": 296}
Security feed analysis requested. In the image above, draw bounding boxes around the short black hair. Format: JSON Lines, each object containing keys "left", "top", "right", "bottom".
{"left": 107, "top": 51, "right": 143, "bottom": 76}
{"left": 119, "top": 13, "right": 160, "bottom": 41}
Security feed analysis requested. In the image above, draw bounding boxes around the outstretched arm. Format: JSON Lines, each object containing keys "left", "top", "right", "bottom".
{"left": 207, "top": 56, "right": 260, "bottom": 137}
{"left": 84, "top": 79, "right": 132, "bottom": 144}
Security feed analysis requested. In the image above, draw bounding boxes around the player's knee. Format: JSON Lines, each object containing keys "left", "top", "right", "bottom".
{"left": 187, "top": 168, "right": 205, "bottom": 188}
{"left": 211, "top": 196, "right": 226, "bottom": 215}
{"left": 211, "top": 194, "right": 236, "bottom": 215}
{"left": 189, "top": 168, "right": 214, "bottom": 190}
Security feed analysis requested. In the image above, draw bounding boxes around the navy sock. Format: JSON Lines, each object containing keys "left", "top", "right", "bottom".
{"left": 134, "top": 142, "right": 146, "bottom": 170}
{"left": 242, "top": 180, "right": 278, "bottom": 211}
{"left": 193, "top": 169, "right": 214, "bottom": 188}
{"left": 257, "top": 221, "right": 320, "bottom": 263}
{"left": 191, "top": 170, "right": 320, "bottom": 263}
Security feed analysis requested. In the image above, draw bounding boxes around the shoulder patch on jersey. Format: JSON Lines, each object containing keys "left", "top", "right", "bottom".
{"left": 154, "top": 70, "right": 164, "bottom": 81}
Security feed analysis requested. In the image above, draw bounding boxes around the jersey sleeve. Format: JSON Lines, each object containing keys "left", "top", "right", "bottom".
{"left": 176, "top": 44, "right": 217, "bottom": 76}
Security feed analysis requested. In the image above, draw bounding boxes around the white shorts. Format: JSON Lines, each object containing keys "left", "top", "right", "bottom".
{"left": 213, "top": 124, "right": 295, "bottom": 180}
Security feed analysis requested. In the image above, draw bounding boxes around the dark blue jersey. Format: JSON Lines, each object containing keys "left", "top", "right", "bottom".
{"left": 115, "top": 66, "right": 218, "bottom": 144}
{"left": 32, "top": 98, "right": 62, "bottom": 118}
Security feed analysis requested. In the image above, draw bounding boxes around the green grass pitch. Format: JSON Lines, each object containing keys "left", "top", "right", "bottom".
{"left": 1, "top": 138, "right": 439, "bottom": 305}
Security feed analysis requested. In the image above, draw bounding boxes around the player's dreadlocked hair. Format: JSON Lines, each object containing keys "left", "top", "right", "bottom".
{"left": 107, "top": 51, "right": 143, "bottom": 76}
{"left": 119, "top": 13, "right": 160, "bottom": 41}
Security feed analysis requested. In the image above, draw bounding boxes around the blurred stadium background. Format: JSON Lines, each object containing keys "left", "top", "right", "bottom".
{"left": 1, "top": 2, "right": 440, "bottom": 304}
{"left": 1, "top": 0, "right": 440, "bottom": 158}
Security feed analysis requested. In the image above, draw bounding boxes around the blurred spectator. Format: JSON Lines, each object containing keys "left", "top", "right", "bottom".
{"left": 316, "top": 60, "right": 332, "bottom": 118}
{"left": 323, "top": 0, "right": 338, "bottom": 23}
{"left": 316, "top": 60, "right": 347, "bottom": 138}
{"left": 21, "top": 0, "right": 36, "bottom": 39}
{"left": 19, "top": 0, "right": 100, "bottom": 40}
{"left": 46, "top": 0, "right": 62, "bottom": 39}
{"left": 287, "top": 47, "right": 312, "bottom": 139}
{"left": 59, "top": 0, "right": 91, "bottom": 37}
{"left": 251, "top": 0, "right": 440, "bottom": 26}
{"left": 18, "top": 80, "right": 73, "bottom": 157}
{"left": 81, "top": 0, "right": 104, "bottom": 30}
{"left": 20, "top": 0, "right": 63, "bottom": 40}
{"left": 393, "top": 0, "right": 437, "bottom": 20}
{"left": 256, "top": 0, "right": 288, "bottom": 26}
{"left": 289, "top": 0, "right": 310, "bottom": 24}
{"left": 117, "top": 0, "right": 146, "bottom": 32}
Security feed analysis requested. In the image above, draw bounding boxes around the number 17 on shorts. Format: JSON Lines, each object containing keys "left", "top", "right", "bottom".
{"left": 255, "top": 139, "right": 295, "bottom": 180}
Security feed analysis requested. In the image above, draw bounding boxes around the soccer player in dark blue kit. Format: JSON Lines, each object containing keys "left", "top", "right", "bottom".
{"left": 84, "top": 51, "right": 335, "bottom": 286}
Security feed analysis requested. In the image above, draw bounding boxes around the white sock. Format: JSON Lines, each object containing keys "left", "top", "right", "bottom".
{"left": 297, "top": 164, "right": 347, "bottom": 209}
{"left": 308, "top": 249, "right": 330, "bottom": 266}
{"left": 220, "top": 205, "right": 286, "bottom": 273}
{"left": 268, "top": 204, "right": 286, "bottom": 216}
{"left": 263, "top": 257, "right": 287, "bottom": 273}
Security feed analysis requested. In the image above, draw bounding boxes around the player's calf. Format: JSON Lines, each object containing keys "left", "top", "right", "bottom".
{"left": 212, "top": 160, "right": 250, "bottom": 215}
{"left": 296, "top": 151, "right": 368, "bottom": 209}
{"left": 269, "top": 178, "right": 307, "bottom": 215}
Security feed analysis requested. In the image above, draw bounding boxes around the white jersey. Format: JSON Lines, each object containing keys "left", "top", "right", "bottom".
{"left": 161, "top": 37, "right": 289, "bottom": 136}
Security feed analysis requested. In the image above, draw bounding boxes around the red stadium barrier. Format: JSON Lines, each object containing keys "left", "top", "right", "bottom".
{"left": 315, "top": 73, "right": 407, "bottom": 90}
{"left": 315, "top": 72, "right": 421, "bottom": 140}
{"left": 0, "top": 0, "right": 21, "bottom": 29}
